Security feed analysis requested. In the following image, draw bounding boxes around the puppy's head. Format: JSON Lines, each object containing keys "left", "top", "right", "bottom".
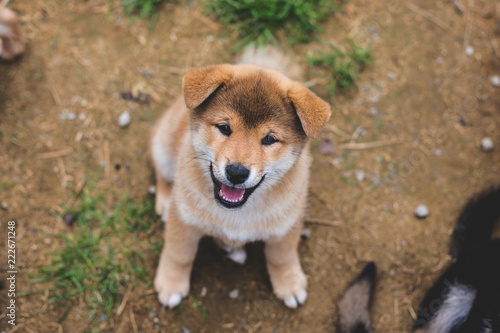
{"left": 183, "top": 64, "right": 331, "bottom": 209}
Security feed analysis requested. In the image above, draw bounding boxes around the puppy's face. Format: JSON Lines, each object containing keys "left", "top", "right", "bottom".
{"left": 184, "top": 65, "right": 331, "bottom": 210}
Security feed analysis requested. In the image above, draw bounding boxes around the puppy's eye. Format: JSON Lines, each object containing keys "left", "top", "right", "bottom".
{"left": 216, "top": 124, "right": 232, "bottom": 136}
{"left": 262, "top": 134, "right": 278, "bottom": 145}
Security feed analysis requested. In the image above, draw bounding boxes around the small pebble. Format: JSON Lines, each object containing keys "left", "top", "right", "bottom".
{"left": 414, "top": 204, "right": 429, "bottom": 219}
{"left": 67, "top": 113, "right": 76, "bottom": 120}
{"left": 153, "top": 317, "right": 159, "bottom": 323}
{"left": 332, "top": 157, "right": 344, "bottom": 165}
{"left": 59, "top": 109, "right": 68, "bottom": 120}
{"left": 369, "top": 107, "right": 378, "bottom": 117}
{"left": 1, "top": 202, "right": 8, "bottom": 210}
{"left": 200, "top": 286, "right": 207, "bottom": 297}
{"left": 118, "top": 111, "right": 131, "bottom": 128}
{"left": 490, "top": 75, "right": 500, "bottom": 87}
{"left": 154, "top": 324, "right": 161, "bottom": 331}
{"left": 465, "top": 46, "right": 474, "bottom": 56}
{"left": 387, "top": 72, "right": 396, "bottom": 81}
{"left": 355, "top": 170, "right": 365, "bottom": 181}
{"left": 148, "top": 185, "right": 156, "bottom": 195}
{"left": 480, "top": 137, "right": 494, "bottom": 152}
{"left": 100, "top": 315, "right": 107, "bottom": 323}
{"left": 79, "top": 113, "right": 86, "bottom": 120}
{"left": 300, "top": 228, "right": 311, "bottom": 240}
{"left": 229, "top": 289, "right": 239, "bottom": 299}
{"left": 436, "top": 57, "right": 443, "bottom": 65}
{"left": 389, "top": 269, "right": 395, "bottom": 276}
{"left": 63, "top": 212, "right": 77, "bottom": 226}
{"left": 181, "top": 326, "right": 191, "bottom": 333}
{"left": 432, "top": 149, "right": 444, "bottom": 156}
{"left": 80, "top": 99, "right": 88, "bottom": 107}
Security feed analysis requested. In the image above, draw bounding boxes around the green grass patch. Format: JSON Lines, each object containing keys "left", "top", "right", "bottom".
{"left": 33, "top": 181, "right": 159, "bottom": 323}
{"left": 308, "top": 42, "right": 373, "bottom": 94}
{"left": 0, "top": 181, "right": 13, "bottom": 191}
{"left": 204, "top": 0, "right": 344, "bottom": 48}
{"left": 120, "top": 0, "right": 165, "bottom": 19}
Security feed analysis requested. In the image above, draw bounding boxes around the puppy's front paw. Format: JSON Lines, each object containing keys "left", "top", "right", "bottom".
{"left": 268, "top": 265, "right": 307, "bottom": 308}
{"left": 154, "top": 267, "right": 190, "bottom": 308}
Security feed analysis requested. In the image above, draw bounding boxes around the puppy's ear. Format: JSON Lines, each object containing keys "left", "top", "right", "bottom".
{"left": 182, "top": 64, "right": 234, "bottom": 109}
{"left": 288, "top": 82, "right": 331, "bottom": 139}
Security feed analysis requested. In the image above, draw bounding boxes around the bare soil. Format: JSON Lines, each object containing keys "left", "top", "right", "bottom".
{"left": 1, "top": 0, "right": 500, "bottom": 332}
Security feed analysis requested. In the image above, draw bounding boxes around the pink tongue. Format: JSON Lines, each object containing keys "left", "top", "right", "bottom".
{"left": 221, "top": 184, "right": 245, "bottom": 201}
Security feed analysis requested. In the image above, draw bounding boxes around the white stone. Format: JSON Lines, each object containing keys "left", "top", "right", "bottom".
{"left": 490, "top": 75, "right": 500, "bottom": 87}
{"left": 414, "top": 204, "right": 429, "bottom": 219}
{"left": 480, "top": 137, "right": 494, "bottom": 152}
{"left": 229, "top": 289, "right": 239, "bottom": 299}
{"left": 118, "top": 111, "right": 131, "bottom": 128}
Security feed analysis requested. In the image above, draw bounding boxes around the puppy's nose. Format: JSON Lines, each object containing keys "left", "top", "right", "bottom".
{"left": 225, "top": 164, "right": 250, "bottom": 185}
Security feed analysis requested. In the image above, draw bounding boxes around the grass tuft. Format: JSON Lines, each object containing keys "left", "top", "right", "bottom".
{"left": 33, "top": 180, "right": 159, "bottom": 322}
{"left": 204, "top": 0, "right": 344, "bottom": 48}
{"left": 120, "top": 0, "right": 165, "bottom": 19}
{"left": 308, "top": 42, "right": 373, "bottom": 94}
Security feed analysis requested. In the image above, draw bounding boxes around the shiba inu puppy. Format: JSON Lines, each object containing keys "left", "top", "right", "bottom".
{"left": 337, "top": 262, "right": 377, "bottom": 333}
{"left": 0, "top": 4, "right": 25, "bottom": 60}
{"left": 151, "top": 47, "right": 331, "bottom": 308}
{"left": 414, "top": 186, "right": 500, "bottom": 333}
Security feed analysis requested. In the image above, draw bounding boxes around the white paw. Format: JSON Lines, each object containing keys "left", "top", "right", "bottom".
{"left": 227, "top": 247, "right": 247, "bottom": 264}
{"left": 158, "top": 291, "right": 183, "bottom": 308}
{"left": 154, "top": 266, "right": 189, "bottom": 308}
{"left": 283, "top": 288, "right": 307, "bottom": 308}
{"left": 269, "top": 266, "right": 308, "bottom": 309}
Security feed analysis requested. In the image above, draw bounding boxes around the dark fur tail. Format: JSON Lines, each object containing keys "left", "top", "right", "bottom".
{"left": 451, "top": 186, "right": 500, "bottom": 258}
{"left": 338, "top": 262, "right": 377, "bottom": 333}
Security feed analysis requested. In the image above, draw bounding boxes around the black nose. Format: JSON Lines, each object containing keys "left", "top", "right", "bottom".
{"left": 225, "top": 164, "right": 250, "bottom": 185}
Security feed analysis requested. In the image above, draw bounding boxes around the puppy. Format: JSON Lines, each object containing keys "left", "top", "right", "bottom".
{"left": 0, "top": 4, "right": 25, "bottom": 61}
{"left": 151, "top": 47, "right": 331, "bottom": 308}
{"left": 414, "top": 186, "right": 500, "bottom": 333}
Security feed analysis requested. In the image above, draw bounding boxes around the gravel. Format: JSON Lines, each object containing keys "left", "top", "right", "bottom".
{"left": 491, "top": 75, "right": 500, "bottom": 87}
{"left": 229, "top": 289, "right": 239, "bottom": 299}
{"left": 414, "top": 204, "right": 429, "bottom": 219}
{"left": 63, "top": 212, "right": 77, "bottom": 226}
{"left": 118, "top": 111, "right": 131, "bottom": 128}
{"left": 480, "top": 137, "right": 494, "bottom": 152}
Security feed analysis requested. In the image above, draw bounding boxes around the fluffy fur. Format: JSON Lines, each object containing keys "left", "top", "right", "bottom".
{"left": 0, "top": 5, "right": 25, "bottom": 61}
{"left": 338, "top": 262, "right": 377, "bottom": 333}
{"left": 151, "top": 47, "right": 331, "bottom": 308}
{"left": 414, "top": 186, "right": 500, "bottom": 333}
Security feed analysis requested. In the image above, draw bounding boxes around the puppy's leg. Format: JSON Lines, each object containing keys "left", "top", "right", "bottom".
{"left": 154, "top": 205, "right": 202, "bottom": 308}
{"left": 155, "top": 170, "right": 172, "bottom": 221}
{"left": 265, "top": 220, "right": 307, "bottom": 308}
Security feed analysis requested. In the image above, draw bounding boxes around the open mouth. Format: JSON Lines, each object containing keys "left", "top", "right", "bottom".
{"left": 210, "top": 164, "right": 264, "bottom": 209}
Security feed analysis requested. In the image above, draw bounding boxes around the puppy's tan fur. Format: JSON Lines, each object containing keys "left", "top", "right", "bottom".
{"left": 151, "top": 60, "right": 331, "bottom": 308}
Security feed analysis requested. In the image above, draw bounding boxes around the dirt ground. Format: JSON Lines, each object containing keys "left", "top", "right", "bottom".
{"left": 1, "top": 0, "right": 500, "bottom": 332}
